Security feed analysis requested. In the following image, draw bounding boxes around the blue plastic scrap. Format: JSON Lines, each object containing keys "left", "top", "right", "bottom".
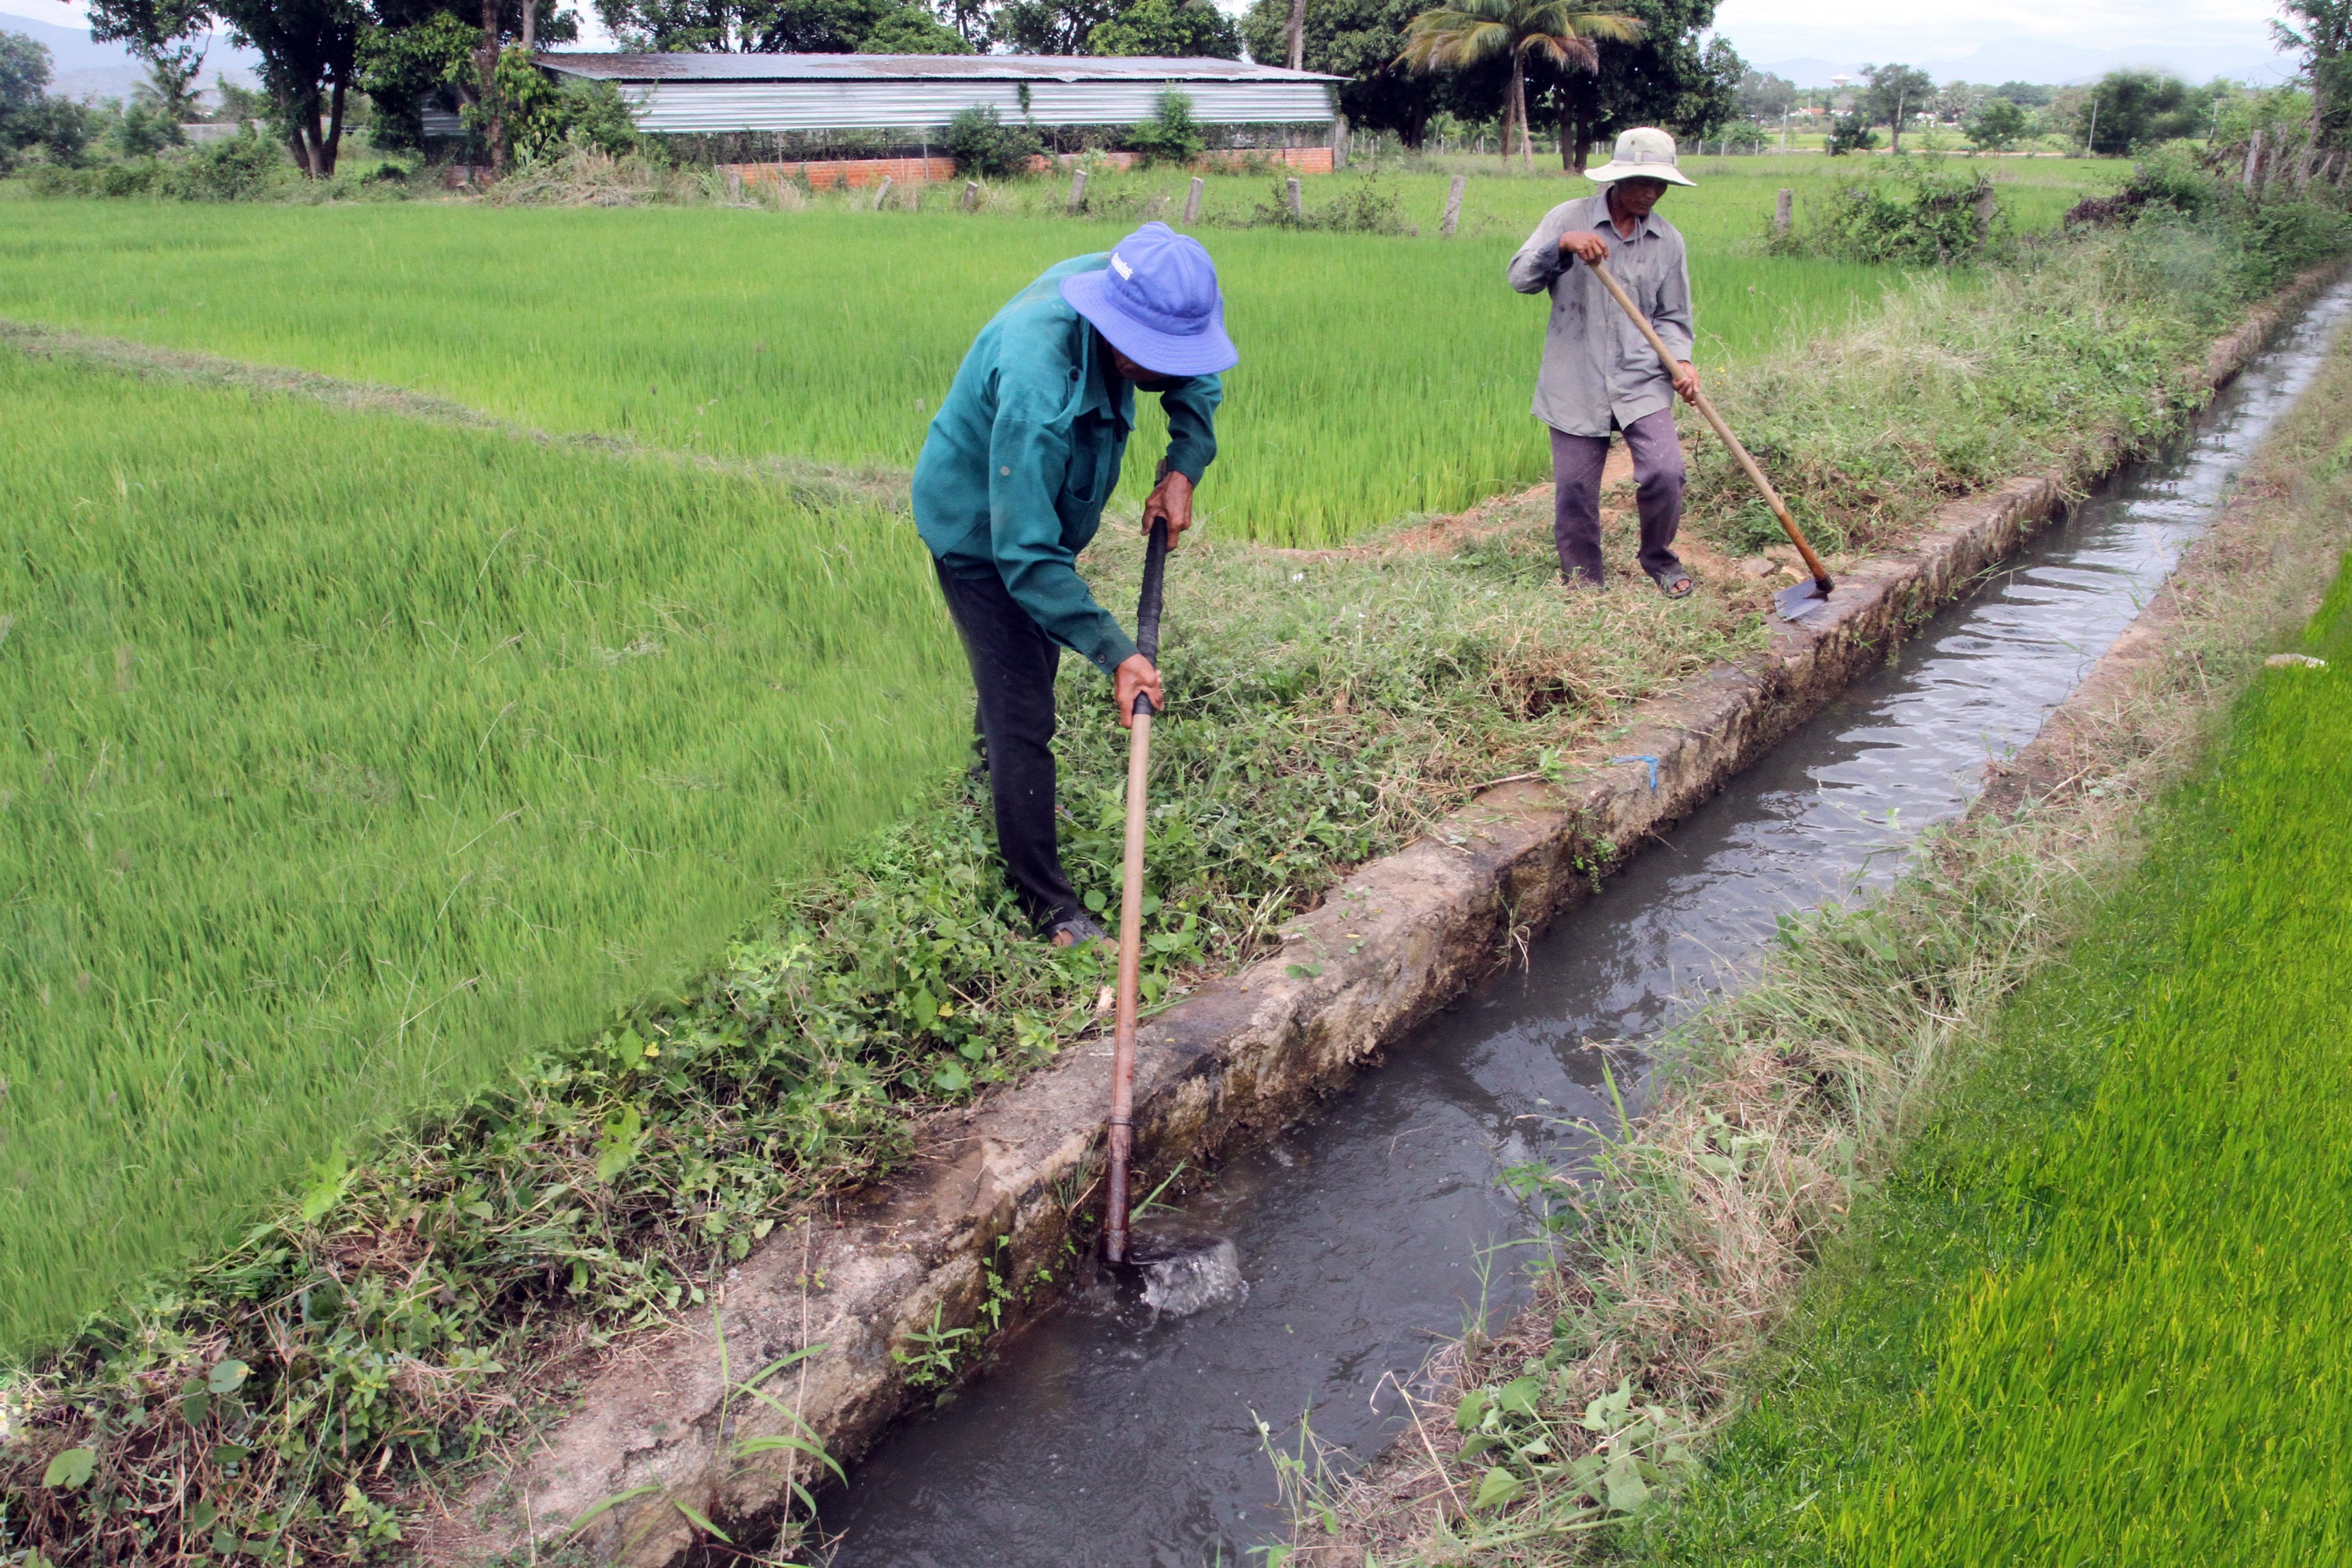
{"left": 1608, "top": 754, "right": 1660, "bottom": 790}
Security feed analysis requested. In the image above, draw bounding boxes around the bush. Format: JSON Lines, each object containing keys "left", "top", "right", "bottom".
{"left": 1124, "top": 89, "right": 1205, "bottom": 168}
{"left": 164, "top": 123, "right": 299, "bottom": 199}
{"left": 1826, "top": 111, "right": 1879, "bottom": 156}
{"left": 944, "top": 105, "right": 1041, "bottom": 180}
{"left": 1808, "top": 164, "right": 2006, "bottom": 265}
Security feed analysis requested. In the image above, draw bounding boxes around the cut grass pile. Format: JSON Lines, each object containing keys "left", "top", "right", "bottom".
{"left": 0, "top": 200, "right": 1887, "bottom": 547}
{"left": 1633, "top": 567, "right": 2352, "bottom": 1566}
{"left": 0, "top": 349, "right": 964, "bottom": 1352}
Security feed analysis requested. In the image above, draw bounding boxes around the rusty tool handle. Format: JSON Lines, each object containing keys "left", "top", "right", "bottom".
{"left": 1586, "top": 258, "right": 1833, "bottom": 593}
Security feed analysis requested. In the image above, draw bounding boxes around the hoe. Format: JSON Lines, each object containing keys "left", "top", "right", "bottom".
{"left": 1591, "top": 257, "right": 1836, "bottom": 621}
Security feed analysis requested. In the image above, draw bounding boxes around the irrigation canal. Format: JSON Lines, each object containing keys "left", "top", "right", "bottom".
{"left": 814, "top": 279, "right": 2352, "bottom": 1567}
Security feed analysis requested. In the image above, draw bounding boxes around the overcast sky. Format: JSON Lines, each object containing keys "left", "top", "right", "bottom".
{"left": 0, "top": 0, "right": 2300, "bottom": 75}
{"left": 1714, "top": 0, "right": 2284, "bottom": 67}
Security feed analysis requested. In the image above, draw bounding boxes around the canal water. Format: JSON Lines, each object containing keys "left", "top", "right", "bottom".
{"left": 815, "top": 279, "right": 2352, "bottom": 1568}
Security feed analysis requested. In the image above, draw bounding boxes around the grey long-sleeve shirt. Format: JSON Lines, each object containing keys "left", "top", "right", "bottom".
{"left": 1507, "top": 193, "right": 1694, "bottom": 437}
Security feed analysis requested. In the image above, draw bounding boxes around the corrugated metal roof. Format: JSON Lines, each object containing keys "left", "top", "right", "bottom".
{"left": 532, "top": 52, "right": 1339, "bottom": 132}
{"left": 537, "top": 51, "right": 1341, "bottom": 84}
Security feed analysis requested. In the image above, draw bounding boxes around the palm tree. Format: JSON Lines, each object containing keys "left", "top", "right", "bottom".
{"left": 1399, "top": 0, "right": 1643, "bottom": 170}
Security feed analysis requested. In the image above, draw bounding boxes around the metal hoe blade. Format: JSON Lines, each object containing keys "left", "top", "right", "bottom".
{"left": 1775, "top": 578, "right": 1835, "bottom": 623}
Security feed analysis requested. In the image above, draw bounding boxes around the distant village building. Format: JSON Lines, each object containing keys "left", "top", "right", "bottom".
{"left": 530, "top": 52, "right": 1341, "bottom": 137}
{"left": 419, "top": 52, "right": 1346, "bottom": 183}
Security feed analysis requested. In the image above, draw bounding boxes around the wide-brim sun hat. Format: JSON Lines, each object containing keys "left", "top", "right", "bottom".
{"left": 1060, "top": 221, "right": 1239, "bottom": 379}
{"left": 1584, "top": 126, "right": 1696, "bottom": 187}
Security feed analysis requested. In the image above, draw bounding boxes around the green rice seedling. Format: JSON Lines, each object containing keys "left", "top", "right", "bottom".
{"left": 0, "top": 202, "right": 1895, "bottom": 546}
{"left": 0, "top": 348, "right": 964, "bottom": 1350}
{"left": 1628, "top": 558, "right": 2352, "bottom": 1568}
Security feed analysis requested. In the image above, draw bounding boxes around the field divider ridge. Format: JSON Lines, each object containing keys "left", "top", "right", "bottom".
{"left": 414, "top": 262, "right": 2352, "bottom": 1568}
{"left": 0, "top": 316, "right": 913, "bottom": 512}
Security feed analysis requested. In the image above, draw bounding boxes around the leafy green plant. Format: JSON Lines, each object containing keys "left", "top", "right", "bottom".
{"left": 890, "top": 1304, "right": 975, "bottom": 1391}
{"left": 944, "top": 105, "right": 1041, "bottom": 180}
{"left": 1124, "top": 89, "right": 1206, "bottom": 168}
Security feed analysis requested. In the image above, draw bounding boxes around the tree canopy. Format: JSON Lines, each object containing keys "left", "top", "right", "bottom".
{"left": 1239, "top": 0, "right": 1459, "bottom": 145}
{"left": 1538, "top": 0, "right": 1739, "bottom": 171}
{"left": 1859, "top": 60, "right": 1932, "bottom": 152}
{"left": 2076, "top": 69, "right": 2204, "bottom": 155}
{"left": 1087, "top": 0, "right": 1239, "bottom": 59}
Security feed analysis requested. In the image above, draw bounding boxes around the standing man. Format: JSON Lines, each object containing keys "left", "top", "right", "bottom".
{"left": 912, "top": 222, "right": 1238, "bottom": 947}
{"left": 1508, "top": 126, "right": 1702, "bottom": 598}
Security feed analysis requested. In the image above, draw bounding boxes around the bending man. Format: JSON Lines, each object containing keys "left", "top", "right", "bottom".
{"left": 912, "top": 221, "right": 1238, "bottom": 947}
{"left": 1508, "top": 126, "right": 1702, "bottom": 598}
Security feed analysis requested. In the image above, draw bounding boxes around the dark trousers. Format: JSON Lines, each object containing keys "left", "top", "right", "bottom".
{"left": 1548, "top": 406, "right": 1686, "bottom": 588}
{"left": 933, "top": 561, "right": 1080, "bottom": 932}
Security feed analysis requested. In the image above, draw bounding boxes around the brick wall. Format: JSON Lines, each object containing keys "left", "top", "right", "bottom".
{"left": 723, "top": 156, "right": 957, "bottom": 191}
{"left": 721, "top": 144, "right": 1337, "bottom": 193}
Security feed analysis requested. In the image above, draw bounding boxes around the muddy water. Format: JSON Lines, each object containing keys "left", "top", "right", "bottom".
{"left": 816, "top": 281, "right": 2352, "bottom": 1568}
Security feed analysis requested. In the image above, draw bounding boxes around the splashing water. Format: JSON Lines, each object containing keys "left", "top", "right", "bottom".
{"left": 1140, "top": 1238, "right": 1249, "bottom": 1318}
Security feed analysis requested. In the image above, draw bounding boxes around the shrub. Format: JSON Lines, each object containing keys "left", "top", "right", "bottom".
{"left": 944, "top": 104, "right": 1041, "bottom": 179}
{"left": 1826, "top": 111, "right": 1878, "bottom": 156}
{"left": 1125, "top": 89, "right": 1206, "bottom": 168}
{"left": 1809, "top": 164, "right": 2006, "bottom": 265}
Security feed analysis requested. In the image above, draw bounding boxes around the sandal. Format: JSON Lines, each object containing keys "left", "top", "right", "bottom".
{"left": 1653, "top": 569, "right": 1696, "bottom": 600}
{"left": 1047, "top": 913, "right": 1116, "bottom": 951}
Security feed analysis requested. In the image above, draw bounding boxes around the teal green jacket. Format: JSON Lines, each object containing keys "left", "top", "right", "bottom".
{"left": 912, "top": 254, "right": 1222, "bottom": 675}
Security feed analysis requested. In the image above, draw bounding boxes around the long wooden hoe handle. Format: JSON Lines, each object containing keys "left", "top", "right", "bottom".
{"left": 1104, "top": 509, "right": 1170, "bottom": 1266}
{"left": 1587, "top": 258, "right": 1833, "bottom": 592}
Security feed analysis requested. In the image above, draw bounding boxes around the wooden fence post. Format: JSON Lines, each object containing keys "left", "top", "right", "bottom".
{"left": 2245, "top": 128, "right": 2265, "bottom": 192}
{"left": 1440, "top": 173, "right": 1465, "bottom": 237}
{"left": 871, "top": 175, "right": 893, "bottom": 210}
{"left": 1184, "top": 175, "right": 1203, "bottom": 225}
{"left": 1068, "top": 167, "right": 1087, "bottom": 213}
{"left": 1330, "top": 113, "right": 1348, "bottom": 170}
{"left": 1285, "top": 175, "right": 1303, "bottom": 219}
{"left": 1774, "top": 187, "right": 1793, "bottom": 237}
{"left": 1974, "top": 187, "right": 1995, "bottom": 238}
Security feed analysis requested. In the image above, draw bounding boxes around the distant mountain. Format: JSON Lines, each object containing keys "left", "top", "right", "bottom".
{"left": 0, "top": 10, "right": 259, "bottom": 104}
{"left": 1749, "top": 40, "right": 2299, "bottom": 90}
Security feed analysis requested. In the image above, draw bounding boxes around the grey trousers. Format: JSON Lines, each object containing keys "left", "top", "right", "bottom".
{"left": 1548, "top": 407, "right": 1686, "bottom": 588}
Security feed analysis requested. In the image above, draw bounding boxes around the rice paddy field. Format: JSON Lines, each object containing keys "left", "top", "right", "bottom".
{"left": 1632, "top": 566, "right": 2352, "bottom": 1564}
{"left": 0, "top": 153, "right": 2141, "bottom": 1354}
{"left": 0, "top": 157, "right": 2127, "bottom": 548}
{"left": 0, "top": 348, "right": 963, "bottom": 1349}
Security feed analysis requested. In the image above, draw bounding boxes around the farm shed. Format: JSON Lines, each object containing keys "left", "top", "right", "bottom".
{"left": 530, "top": 52, "right": 1343, "bottom": 136}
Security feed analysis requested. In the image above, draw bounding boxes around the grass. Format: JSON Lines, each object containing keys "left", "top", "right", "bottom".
{"left": 0, "top": 363, "right": 1766, "bottom": 1564}
{"left": 1273, "top": 208, "right": 2352, "bottom": 1568}
{"left": 1631, "top": 567, "right": 2352, "bottom": 1566}
{"left": 0, "top": 165, "right": 2329, "bottom": 1563}
{"left": 0, "top": 194, "right": 1890, "bottom": 549}
{"left": 0, "top": 347, "right": 964, "bottom": 1351}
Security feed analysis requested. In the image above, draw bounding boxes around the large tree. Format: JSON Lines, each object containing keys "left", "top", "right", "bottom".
{"left": 87, "top": 0, "right": 212, "bottom": 120}
{"left": 89, "top": 0, "right": 363, "bottom": 172}
{"left": 1240, "top": 0, "right": 1464, "bottom": 145}
{"left": 2276, "top": 0, "right": 2352, "bottom": 146}
{"left": 988, "top": 0, "right": 1112, "bottom": 51}
{"left": 1399, "top": 0, "right": 1640, "bottom": 168}
{"left": 1859, "top": 60, "right": 1932, "bottom": 152}
{"left": 1088, "top": 0, "right": 1239, "bottom": 57}
{"left": 2075, "top": 69, "right": 2201, "bottom": 155}
{"left": 595, "top": 0, "right": 948, "bottom": 52}
{"left": 1734, "top": 64, "right": 1791, "bottom": 122}
{"left": 1540, "top": 0, "right": 1736, "bottom": 171}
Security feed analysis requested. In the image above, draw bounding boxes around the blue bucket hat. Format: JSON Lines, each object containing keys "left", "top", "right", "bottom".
{"left": 1060, "top": 221, "right": 1239, "bottom": 379}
